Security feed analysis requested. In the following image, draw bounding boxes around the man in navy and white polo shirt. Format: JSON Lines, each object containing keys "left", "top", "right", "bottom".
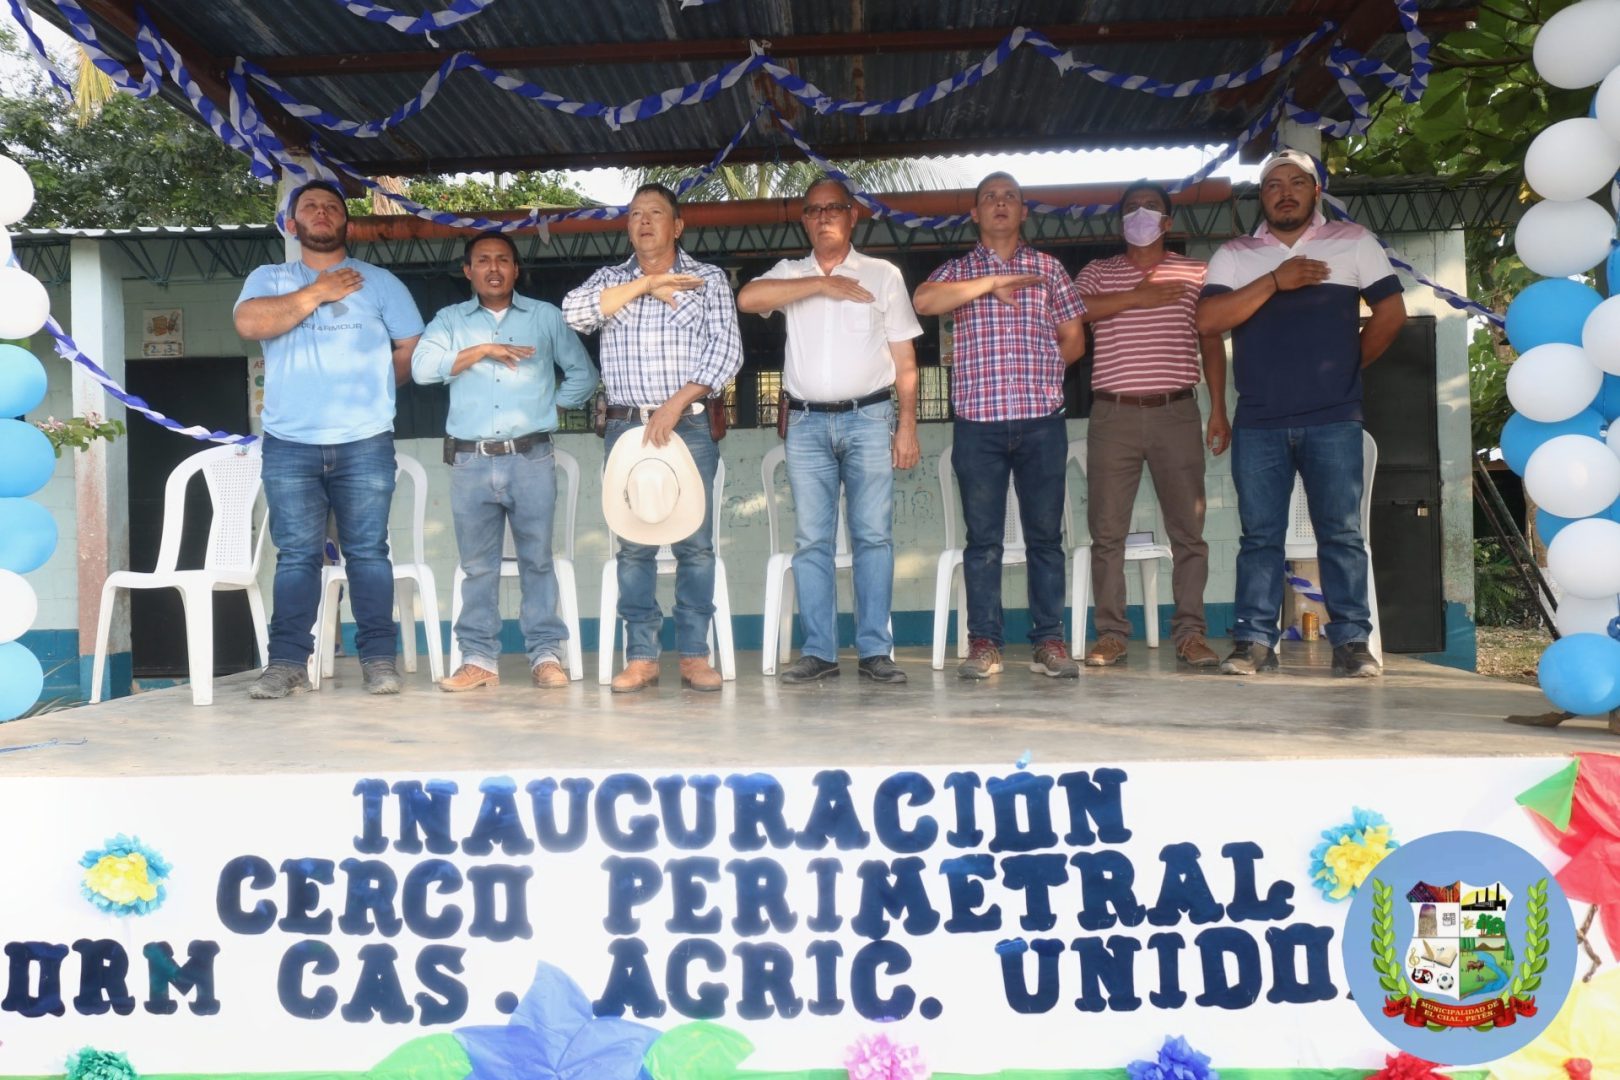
{"left": 1196, "top": 149, "right": 1407, "bottom": 678}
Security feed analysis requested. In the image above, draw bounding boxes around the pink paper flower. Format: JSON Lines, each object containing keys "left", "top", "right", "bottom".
{"left": 844, "top": 1032, "right": 928, "bottom": 1080}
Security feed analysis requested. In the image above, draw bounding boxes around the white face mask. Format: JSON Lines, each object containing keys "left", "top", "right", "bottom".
{"left": 1122, "top": 206, "right": 1166, "bottom": 247}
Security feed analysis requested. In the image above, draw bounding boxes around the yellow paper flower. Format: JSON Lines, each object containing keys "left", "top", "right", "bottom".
{"left": 1487, "top": 968, "right": 1620, "bottom": 1080}
{"left": 1310, "top": 812, "right": 1398, "bottom": 901}
{"left": 84, "top": 852, "right": 158, "bottom": 905}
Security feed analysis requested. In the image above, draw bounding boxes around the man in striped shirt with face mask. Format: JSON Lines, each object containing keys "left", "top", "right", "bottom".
{"left": 1075, "top": 181, "right": 1230, "bottom": 669}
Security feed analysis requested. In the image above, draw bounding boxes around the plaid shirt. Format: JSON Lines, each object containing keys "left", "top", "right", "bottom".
{"left": 926, "top": 242, "right": 1085, "bottom": 422}
{"left": 561, "top": 249, "right": 742, "bottom": 405}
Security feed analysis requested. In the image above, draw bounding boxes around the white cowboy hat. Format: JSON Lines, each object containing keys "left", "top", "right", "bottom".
{"left": 601, "top": 433, "right": 707, "bottom": 546}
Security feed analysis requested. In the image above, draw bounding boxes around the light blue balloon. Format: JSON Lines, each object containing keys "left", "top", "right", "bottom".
{"left": 1610, "top": 241, "right": 1620, "bottom": 300}
{"left": 1538, "top": 633, "right": 1620, "bottom": 715}
{"left": 0, "top": 640, "right": 43, "bottom": 720}
{"left": 0, "top": 344, "right": 46, "bottom": 417}
{"left": 1500, "top": 409, "right": 1606, "bottom": 475}
{"left": 1505, "top": 279, "right": 1605, "bottom": 351}
{"left": 1595, "top": 373, "right": 1620, "bottom": 423}
{"left": 0, "top": 498, "right": 57, "bottom": 573}
{"left": 0, "top": 419, "right": 54, "bottom": 498}
{"left": 1537, "top": 506, "right": 1576, "bottom": 543}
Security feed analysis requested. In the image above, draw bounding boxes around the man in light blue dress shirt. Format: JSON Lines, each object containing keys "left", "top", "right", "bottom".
{"left": 413, "top": 231, "right": 598, "bottom": 691}
{"left": 234, "top": 180, "right": 424, "bottom": 699}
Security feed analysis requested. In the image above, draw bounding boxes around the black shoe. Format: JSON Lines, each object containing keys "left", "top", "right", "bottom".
{"left": 361, "top": 657, "right": 403, "bottom": 694}
{"left": 1332, "top": 641, "right": 1381, "bottom": 678}
{"left": 780, "top": 655, "right": 840, "bottom": 684}
{"left": 1219, "top": 641, "right": 1279, "bottom": 675}
{"left": 858, "top": 655, "right": 908, "bottom": 684}
{"left": 248, "top": 661, "right": 311, "bottom": 700}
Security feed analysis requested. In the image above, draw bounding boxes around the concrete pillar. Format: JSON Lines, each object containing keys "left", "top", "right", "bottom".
{"left": 69, "top": 239, "right": 130, "bottom": 700}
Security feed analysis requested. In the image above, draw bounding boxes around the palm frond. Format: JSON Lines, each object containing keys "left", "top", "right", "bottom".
{"left": 73, "top": 47, "right": 116, "bottom": 127}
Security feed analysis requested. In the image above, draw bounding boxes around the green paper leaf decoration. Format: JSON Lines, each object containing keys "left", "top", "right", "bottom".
{"left": 645, "top": 1021, "right": 755, "bottom": 1080}
{"left": 365, "top": 1034, "right": 473, "bottom": 1080}
{"left": 1515, "top": 758, "right": 1579, "bottom": 832}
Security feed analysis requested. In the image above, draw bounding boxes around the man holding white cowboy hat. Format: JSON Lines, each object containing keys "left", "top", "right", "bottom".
{"left": 563, "top": 183, "right": 743, "bottom": 693}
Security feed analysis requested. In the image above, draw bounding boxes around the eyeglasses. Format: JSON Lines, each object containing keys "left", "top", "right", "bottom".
{"left": 802, "top": 203, "right": 853, "bottom": 219}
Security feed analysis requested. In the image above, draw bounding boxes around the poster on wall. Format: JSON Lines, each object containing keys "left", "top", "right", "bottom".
{"left": 141, "top": 308, "right": 183, "bottom": 358}
{"left": 0, "top": 756, "right": 1607, "bottom": 1079}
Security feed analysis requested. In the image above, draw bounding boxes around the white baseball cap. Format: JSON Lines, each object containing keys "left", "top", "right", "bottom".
{"left": 1258, "top": 148, "right": 1323, "bottom": 186}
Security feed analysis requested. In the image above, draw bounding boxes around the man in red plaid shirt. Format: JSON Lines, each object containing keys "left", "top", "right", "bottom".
{"left": 915, "top": 171, "right": 1087, "bottom": 679}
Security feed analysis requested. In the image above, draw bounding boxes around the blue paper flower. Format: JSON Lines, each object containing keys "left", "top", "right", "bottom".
{"left": 65, "top": 1046, "right": 138, "bottom": 1080}
{"left": 79, "top": 835, "right": 171, "bottom": 916}
{"left": 1126, "top": 1035, "right": 1218, "bottom": 1080}
{"left": 454, "top": 962, "right": 658, "bottom": 1080}
{"left": 1308, "top": 807, "right": 1399, "bottom": 902}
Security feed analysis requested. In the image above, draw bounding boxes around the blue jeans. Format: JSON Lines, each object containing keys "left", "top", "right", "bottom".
{"left": 952, "top": 412, "right": 1069, "bottom": 647}
{"left": 450, "top": 441, "right": 566, "bottom": 671}
{"left": 605, "top": 414, "right": 719, "bottom": 660}
{"left": 261, "top": 431, "right": 397, "bottom": 665}
{"left": 1231, "top": 421, "right": 1371, "bottom": 648}
{"left": 785, "top": 399, "right": 895, "bottom": 661}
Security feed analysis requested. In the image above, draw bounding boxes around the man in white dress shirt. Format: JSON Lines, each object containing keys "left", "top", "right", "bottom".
{"left": 737, "top": 175, "right": 923, "bottom": 684}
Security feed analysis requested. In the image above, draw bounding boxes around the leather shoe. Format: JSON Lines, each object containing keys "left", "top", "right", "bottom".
{"left": 532, "top": 660, "right": 569, "bottom": 688}
{"left": 1175, "top": 636, "right": 1220, "bottom": 667}
{"left": 679, "top": 656, "right": 723, "bottom": 692}
{"left": 1084, "top": 635, "right": 1128, "bottom": 667}
{"left": 858, "top": 655, "right": 907, "bottom": 684}
{"left": 438, "top": 663, "right": 499, "bottom": 692}
{"left": 781, "top": 655, "right": 840, "bottom": 684}
{"left": 611, "top": 659, "right": 660, "bottom": 694}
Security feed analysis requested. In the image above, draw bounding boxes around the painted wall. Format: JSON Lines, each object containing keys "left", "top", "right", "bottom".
{"left": 21, "top": 229, "right": 1475, "bottom": 694}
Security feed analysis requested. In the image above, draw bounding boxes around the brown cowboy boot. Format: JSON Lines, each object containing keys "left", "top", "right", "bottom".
{"left": 679, "top": 656, "right": 723, "bottom": 692}
{"left": 611, "top": 659, "right": 660, "bottom": 694}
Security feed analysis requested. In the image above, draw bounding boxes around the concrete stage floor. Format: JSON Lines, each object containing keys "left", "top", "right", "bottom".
{"left": 2, "top": 642, "right": 1613, "bottom": 778}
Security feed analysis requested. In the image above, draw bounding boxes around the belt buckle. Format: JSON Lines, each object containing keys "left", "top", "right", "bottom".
{"left": 479, "top": 438, "right": 515, "bottom": 456}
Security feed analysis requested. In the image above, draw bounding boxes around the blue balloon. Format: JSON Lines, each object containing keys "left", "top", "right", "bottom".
{"left": 1537, "top": 507, "right": 1577, "bottom": 543}
{"left": 0, "top": 344, "right": 46, "bottom": 417}
{"left": 1592, "top": 373, "right": 1620, "bottom": 423}
{"left": 1500, "top": 409, "right": 1606, "bottom": 475}
{"left": 1538, "top": 633, "right": 1620, "bottom": 715}
{"left": 1505, "top": 278, "right": 1605, "bottom": 351}
{"left": 0, "top": 498, "right": 57, "bottom": 573}
{"left": 1610, "top": 241, "right": 1620, "bottom": 300}
{"left": 0, "top": 419, "right": 54, "bottom": 498}
{"left": 0, "top": 641, "right": 43, "bottom": 720}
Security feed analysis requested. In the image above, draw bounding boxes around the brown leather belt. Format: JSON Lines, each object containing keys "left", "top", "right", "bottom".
{"left": 785, "top": 389, "right": 892, "bottom": 413}
{"left": 1093, "top": 387, "right": 1196, "bottom": 408}
{"left": 446, "top": 430, "right": 550, "bottom": 456}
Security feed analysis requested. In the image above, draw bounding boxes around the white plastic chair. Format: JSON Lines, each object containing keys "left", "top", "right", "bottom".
{"left": 758, "top": 444, "right": 891, "bottom": 675}
{"left": 1285, "top": 429, "right": 1383, "bottom": 662}
{"left": 598, "top": 457, "right": 735, "bottom": 684}
{"left": 447, "top": 447, "right": 584, "bottom": 680}
{"left": 930, "top": 444, "right": 1073, "bottom": 670}
{"left": 90, "top": 444, "right": 268, "bottom": 707}
{"left": 310, "top": 451, "right": 445, "bottom": 688}
{"left": 1067, "top": 438, "right": 1176, "bottom": 658}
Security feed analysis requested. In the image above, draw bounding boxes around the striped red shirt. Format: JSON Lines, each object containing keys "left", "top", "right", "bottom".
{"left": 1076, "top": 252, "right": 1206, "bottom": 394}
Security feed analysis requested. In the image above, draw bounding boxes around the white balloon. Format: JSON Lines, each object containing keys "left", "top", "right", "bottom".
{"left": 0, "top": 266, "right": 49, "bottom": 340}
{"left": 1549, "top": 517, "right": 1620, "bottom": 598}
{"left": 1525, "top": 118, "right": 1620, "bottom": 201}
{"left": 1587, "top": 295, "right": 1620, "bottom": 376}
{"left": 0, "top": 157, "right": 31, "bottom": 227}
{"left": 1599, "top": 64, "right": 1620, "bottom": 144}
{"left": 1515, "top": 198, "right": 1617, "bottom": 278}
{"left": 1608, "top": 420, "right": 1620, "bottom": 456}
{"left": 1534, "top": 0, "right": 1620, "bottom": 89}
{"left": 1556, "top": 591, "right": 1620, "bottom": 637}
{"left": 1525, "top": 433, "right": 1620, "bottom": 517}
{"left": 1505, "top": 342, "right": 1604, "bottom": 422}
{"left": 0, "top": 569, "right": 36, "bottom": 644}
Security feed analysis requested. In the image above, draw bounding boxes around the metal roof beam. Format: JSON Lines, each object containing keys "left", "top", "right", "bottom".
{"left": 247, "top": 9, "right": 1476, "bottom": 78}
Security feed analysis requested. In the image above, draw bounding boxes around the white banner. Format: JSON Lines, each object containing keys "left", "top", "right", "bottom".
{"left": 0, "top": 757, "right": 1575, "bottom": 1076}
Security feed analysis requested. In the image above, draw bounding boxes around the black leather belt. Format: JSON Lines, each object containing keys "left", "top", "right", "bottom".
{"left": 1093, "top": 387, "right": 1196, "bottom": 408}
{"left": 603, "top": 403, "right": 704, "bottom": 420}
{"left": 786, "top": 389, "right": 892, "bottom": 413}
{"left": 447, "top": 430, "right": 550, "bottom": 456}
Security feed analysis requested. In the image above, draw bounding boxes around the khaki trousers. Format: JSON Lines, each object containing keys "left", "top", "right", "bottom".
{"left": 1085, "top": 395, "right": 1209, "bottom": 643}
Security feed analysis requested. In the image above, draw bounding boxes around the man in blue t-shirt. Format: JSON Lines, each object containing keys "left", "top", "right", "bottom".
{"left": 1197, "top": 150, "right": 1406, "bottom": 679}
{"left": 234, "top": 180, "right": 424, "bottom": 699}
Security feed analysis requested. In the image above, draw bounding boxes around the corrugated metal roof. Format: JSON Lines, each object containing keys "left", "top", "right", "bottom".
{"left": 26, "top": 1, "right": 1476, "bottom": 175}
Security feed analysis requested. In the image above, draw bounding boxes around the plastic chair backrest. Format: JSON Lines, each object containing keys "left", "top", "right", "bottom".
{"left": 154, "top": 444, "right": 264, "bottom": 575}
{"left": 394, "top": 451, "right": 430, "bottom": 565}
{"left": 1284, "top": 430, "right": 1379, "bottom": 555}
{"left": 761, "top": 443, "right": 850, "bottom": 558}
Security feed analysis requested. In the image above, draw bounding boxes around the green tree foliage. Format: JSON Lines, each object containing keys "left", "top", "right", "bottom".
{"left": 399, "top": 172, "right": 587, "bottom": 212}
{"left": 633, "top": 157, "right": 958, "bottom": 202}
